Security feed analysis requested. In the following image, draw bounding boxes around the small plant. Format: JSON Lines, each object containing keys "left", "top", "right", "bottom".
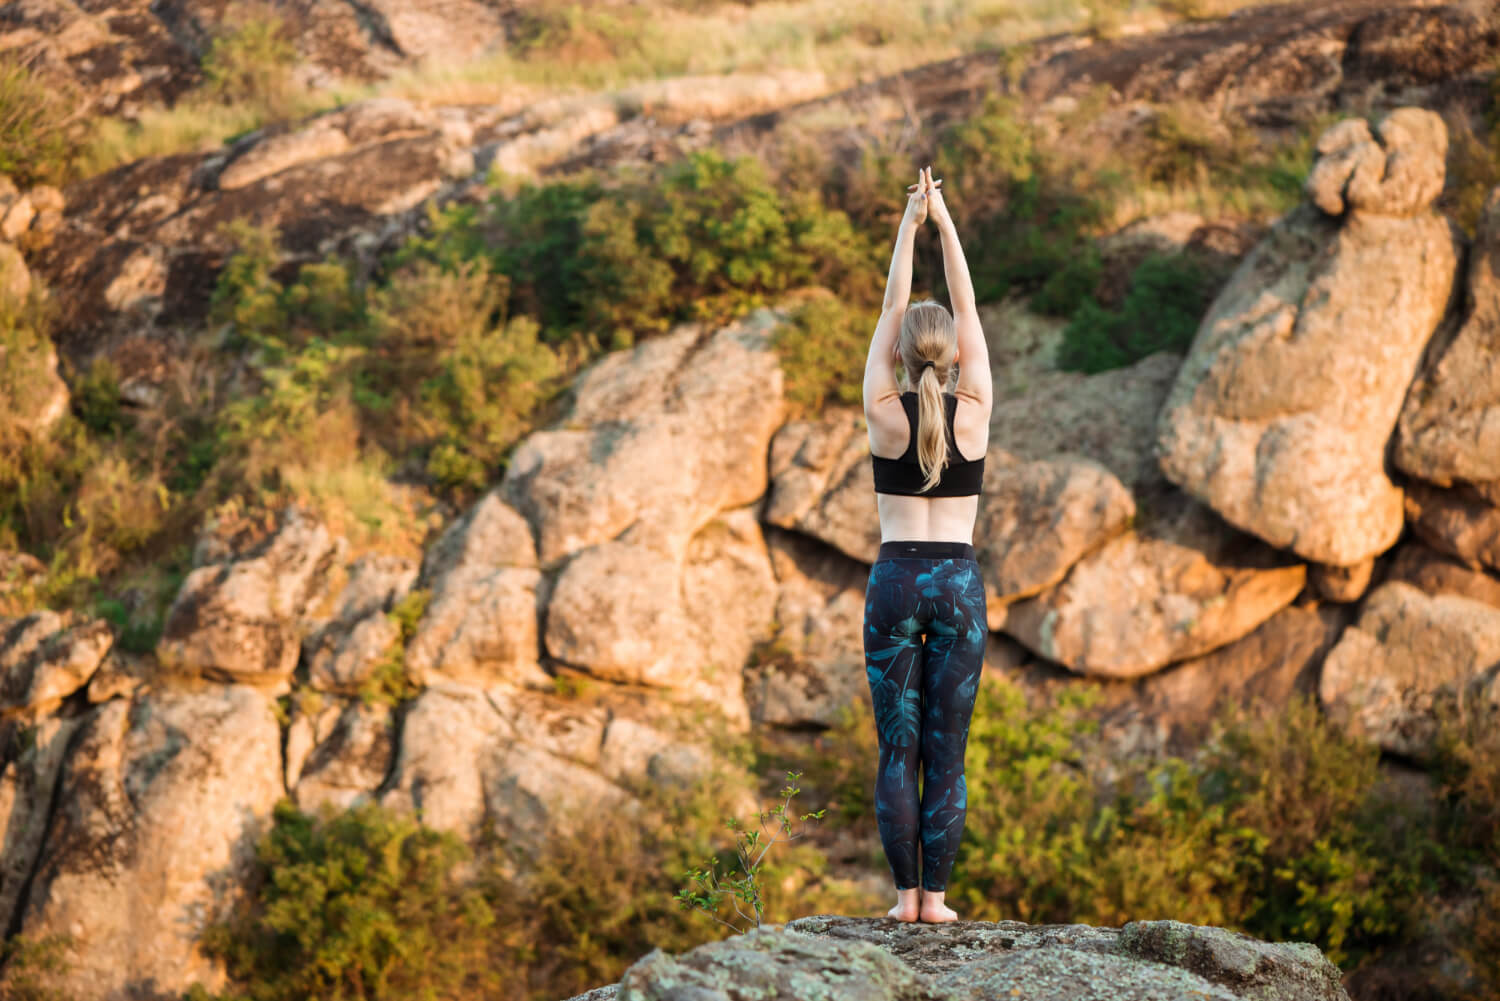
{"left": 0, "top": 931, "right": 74, "bottom": 1001}
{"left": 675, "top": 769, "right": 826, "bottom": 934}
{"left": 198, "top": 4, "right": 299, "bottom": 118}
{"left": 0, "top": 53, "right": 82, "bottom": 186}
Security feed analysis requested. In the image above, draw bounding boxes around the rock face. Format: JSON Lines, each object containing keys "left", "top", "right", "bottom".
{"left": 380, "top": 681, "right": 639, "bottom": 866}
{"left": 1319, "top": 582, "right": 1500, "bottom": 755}
{"left": 0, "top": 611, "right": 113, "bottom": 717}
{"left": 763, "top": 409, "right": 881, "bottom": 565}
{"left": 746, "top": 529, "right": 871, "bottom": 728}
{"left": 1398, "top": 189, "right": 1500, "bottom": 490}
{"left": 0, "top": 714, "right": 85, "bottom": 938}
{"left": 978, "top": 353, "right": 1179, "bottom": 608}
{"left": 158, "top": 507, "right": 338, "bottom": 691}
{"left": 1403, "top": 481, "right": 1500, "bottom": 573}
{"left": 1156, "top": 109, "right": 1461, "bottom": 567}
{"left": 404, "top": 492, "right": 547, "bottom": 689}
{"left": 304, "top": 552, "right": 419, "bottom": 693}
{"left": 503, "top": 311, "right": 786, "bottom": 564}
{"left": 8, "top": 685, "right": 284, "bottom": 1000}
{"left": 510, "top": 312, "right": 785, "bottom": 717}
{"left": 1004, "top": 496, "right": 1306, "bottom": 679}
{"left": 594, "top": 916, "right": 1349, "bottom": 1001}
{"left": 543, "top": 508, "right": 776, "bottom": 723}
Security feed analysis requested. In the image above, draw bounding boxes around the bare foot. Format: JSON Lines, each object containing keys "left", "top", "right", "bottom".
{"left": 886, "top": 888, "right": 920, "bottom": 922}
{"left": 920, "top": 890, "right": 958, "bottom": 923}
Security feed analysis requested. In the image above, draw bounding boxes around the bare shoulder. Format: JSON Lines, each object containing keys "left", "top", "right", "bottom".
{"left": 865, "top": 391, "right": 909, "bottom": 458}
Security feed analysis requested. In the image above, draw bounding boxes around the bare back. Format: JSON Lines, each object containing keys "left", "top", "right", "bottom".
{"left": 867, "top": 391, "right": 989, "bottom": 544}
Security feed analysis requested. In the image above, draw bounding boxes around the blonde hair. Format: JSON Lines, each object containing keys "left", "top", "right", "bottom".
{"left": 897, "top": 300, "right": 958, "bottom": 493}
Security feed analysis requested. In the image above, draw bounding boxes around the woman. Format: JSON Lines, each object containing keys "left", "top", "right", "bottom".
{"left": 863, "top": 165, "right": 992, "bottom": 923}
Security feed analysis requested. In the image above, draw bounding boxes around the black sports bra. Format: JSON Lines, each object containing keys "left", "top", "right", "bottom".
{"left": 870, "top": 392, "right": 985, "bottom": 497}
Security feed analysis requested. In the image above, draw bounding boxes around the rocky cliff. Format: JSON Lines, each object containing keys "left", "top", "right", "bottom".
{"left": 2, "top": 1, "right": 1500, "bottom": 999}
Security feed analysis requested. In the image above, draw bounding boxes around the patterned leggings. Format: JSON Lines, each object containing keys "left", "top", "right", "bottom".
{"left": 863, "top": 539, "right": 988, "bottom": 892}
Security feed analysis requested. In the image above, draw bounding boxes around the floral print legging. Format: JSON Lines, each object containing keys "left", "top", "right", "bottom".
{"left": 863, "top": 541, "right": 988, "bottom": 892}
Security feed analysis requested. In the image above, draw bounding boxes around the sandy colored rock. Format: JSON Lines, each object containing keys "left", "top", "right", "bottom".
{"left": 404, "top": 492, "right": 548, "bottom": 688}
{"left": 748, "top": 528, "right": 871, "bottom": 728}
{"left": 1385, "top": 541, "right": 1500, "bottom": 610}
{"left": 1397, "top": 189, "right": 1500, "bottom": 489}
{"left": 381, "top": 681, "right": 638, "bottom": 870}
{"left": 1319, "top": 581, "right": 1500, "bottom": 755}
{"left": 304, "top": 552, "right": 418, "bottom": 693}
{"left": 158, "top": 507, "right": 337, "bottom": 691}
{"left": 1309, "top": 558, "right": 1375, "bottom": 602}
{"left": 0, "top": 193, "right": 32, "bottom": 239}
{"left": 503, "top": 311, "right": 786, "bottom": 564}
{"left": 1004, "top": 496, "right": 1306, "bottom": 679}
{"left": 0, "top": 714, "right": 84, "bottom": 938}
{"left": 1304, "top": 109, "right": 1447, "bottom": 218}
{"left": 544, "top": 509, "right": 775, "bottom": 725}
{"left": 1115, "top": 605, "right": 1342, "bottom": 753}
{"left": 0, "top": 612, "right": 113, "bottom": 717}
{"left": 1157, "top": 116, "right": 1460, "bottom": 565}
{"left": 218, "top": 122, "right": 352, "bottom": 190}
{"left": 763, "top": 409, "right": 881, "bottom": 565}
{"left": 292, "top": 699, "right": 396, "bottom": 814}
{"left": 10, "top": 685, "right": 284, "bottom": 1000}
{"left": 1404, "top": 481, "right": 1500, "bottom": 572}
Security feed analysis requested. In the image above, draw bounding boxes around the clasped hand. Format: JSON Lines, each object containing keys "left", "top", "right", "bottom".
{"left": 902, "top": 165, "right": 951, "bottom": 229}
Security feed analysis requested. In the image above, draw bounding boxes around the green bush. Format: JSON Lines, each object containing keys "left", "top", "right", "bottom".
{"left": 404, "top": 151, "right": 883, "bottom": 351}
{"left": 933, "top": 96, "right": 1111, "bottom": 306}
{"left": 191, "top": 797, "right": 498, "bottom": 1001}
{"left": 771, "top": 292, "right": 875, "bottom": 416}
{"left": 198, "top": 4, "right": 300, "bottom": 118}
{"left": 1056, "top": 251, "right": 1224, "bottom": 372}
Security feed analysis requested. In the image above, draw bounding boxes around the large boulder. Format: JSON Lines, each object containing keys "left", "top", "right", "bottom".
{"left": 1156, "top": 109, "right": 1461, "bottom": 567}
{"left": 763, "top": 409, "right": 881, "bottom": 565}
{"left": 747, "top": 528, "right": 871, "bottom": 728}
{"left": 380, "top": 681, "right": 637, "bottom": 872}
{"left": 543, "top": 508, "right": 776, "bottom": 725}
{"left": 404, "top": 491, "right": 548, "bottom": 688}
{"left": 977, "top": 352, "right": 1180, "bottom": 608}
{"left": 7, "top": 685, "right": 284, "bottom": 999}
{"left": 0, "top": 714, "right": 85, "bottom": 938}
{"left": 1403, "top": 480, "right": 1500, "bottom": 574}
{"left": 0, "top": 611, "right": 113, "bottom": 718}
{"left": 1004, "top": 495, "right": 1306, "bottom": 679}
{"left": 1397, "top": 189, "right": 1500, "bottom": 490}
{"left": 1319, "top": 581, "right": 1500, "bottom": 755}
{"left": 303, "top": 552, "right": 419, "bottom": 693}
{"left": 598, "top": 916, "right": 1349, "bottom": 1001}
{"left": 158, "top": 507, "right": 339, "bottom": 692}
{"left": 503, "top": 311, "right": 787, "bottom": 564}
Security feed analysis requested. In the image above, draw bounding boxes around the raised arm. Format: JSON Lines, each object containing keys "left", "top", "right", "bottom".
{"left": 862, "top": 173, "right": 928, "bottom": 410}
{"left": 924, "top": 168, "right": 991, "bottom": 412}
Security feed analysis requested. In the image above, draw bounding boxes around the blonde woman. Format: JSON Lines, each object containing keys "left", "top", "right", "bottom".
{"left": 862, "top": 165, "right": 992, "bottom": 923}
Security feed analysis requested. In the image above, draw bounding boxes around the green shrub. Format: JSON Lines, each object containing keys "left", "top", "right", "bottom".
{"left": 191, "top": 797, "right": 498, "bottom": 1001}
{"left": 0, "top": 931, "right": 74, "bottom": 1001}
{"left": 934, "top": 96, "right": 1111, "bottom": 306}
{"left": 199, "top": 4, "right": 300, "bottom": 118}
{"left": 1057, "top": 251, "right": 1223, "bottom": 372}
{"left": 771, "top": 292, "right": 874, "bottom": 416}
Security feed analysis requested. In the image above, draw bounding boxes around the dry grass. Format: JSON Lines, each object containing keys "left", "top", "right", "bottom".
{"left": 75, "top": 0, "right": 1279, "bottom": 178}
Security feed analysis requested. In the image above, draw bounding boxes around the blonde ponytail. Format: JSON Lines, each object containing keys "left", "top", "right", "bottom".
{"left": 897, "top": 299, "right": 959, "bottom": 493}
{"left": 915, "top": 362, "right": 948, "bottom": 493}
